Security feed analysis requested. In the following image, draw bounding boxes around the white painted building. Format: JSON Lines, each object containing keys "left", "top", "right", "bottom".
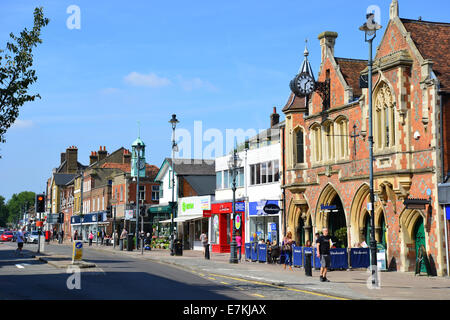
{"left": 215, "top": 111, "right": 283, "bottom": 244}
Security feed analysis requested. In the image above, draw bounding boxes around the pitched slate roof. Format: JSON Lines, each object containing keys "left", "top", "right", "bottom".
{"left": 166, "top": 158, "right": 215, "bottom": 175}
{"left": 401, "top": 18, "right": 450, "bottom": 91}
{"left": 53, "top": 173, "right": 76, "bottom": 186}
{"left": 335, "top": 58, "right": 368, "bottom": 98}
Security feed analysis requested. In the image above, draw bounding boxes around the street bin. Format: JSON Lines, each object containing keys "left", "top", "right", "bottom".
{"left": 304, "top": 252, "right": 312, "bottom": 276}
{"left": 174, "top": 239, "right": 183, "bottom": 256}
{"left": 205, "top": 244, "right": 210, "bottom": 260}
{"left": 119, "top": 239, "right": 124, "bottom": 251}
{"left": 127, "top": 234, "right": 134, "bottom": 251}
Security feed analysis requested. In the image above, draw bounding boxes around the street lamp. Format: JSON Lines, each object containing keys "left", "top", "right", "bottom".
{"left": 359, "top": 12, "right": 382, "bottom": 288}
{"left": 169, "top": 114, "right": 179, "bottom": 256}
{"left": 228, "top": 145, "right": 242, "bottom": 264}
{"left": 134, "top": 141, "right": 144, "bottom": 251}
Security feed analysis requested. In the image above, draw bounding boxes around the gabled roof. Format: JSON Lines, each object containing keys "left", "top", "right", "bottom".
{"left": 401, "top": 18, "right": 450, "bottom": 91}
{"left": 155, "top": 158, "right": 215, "bottom": 181}
{"left": 335, "top": 58, "right": 367, "bottom": 98}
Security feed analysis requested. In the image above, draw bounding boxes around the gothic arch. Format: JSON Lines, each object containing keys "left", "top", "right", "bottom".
{"left": 398, "top": 208, "right": 427, "bottom": 271}
{"left": 350, "top": 183, "right": 370, "bottom": 245}
{"left": 314, "top": 183, "right": 347, "bottom": 231}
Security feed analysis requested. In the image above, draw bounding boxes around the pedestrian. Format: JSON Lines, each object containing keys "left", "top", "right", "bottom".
{"left": 235, "top": 231, "right": 242, "bottom": 262}
{"left": 101, "top": 229, "right": 105, "bottom": 245}
{"left": 283, "top": 231, "right": 294, "bottom": 271}
{"left": 15, "top": 228, "right": 25, "bottom": 256}
{"left": 316, "top": 227, "right": 332, "bottom": 282}
{"left": 120, "top": 228, "right": 128, "bottom": 240}
{"left": 73, "top": 230, "right": 78, "bottom": 241}
{"left": 200, "top": 231, "right": 208, "bottom": 258}
{"left": 89, "top": 231, "right": 94, "bottom": 246}
{"left": 305, "top": 239, "right": 312, "bottom": 247}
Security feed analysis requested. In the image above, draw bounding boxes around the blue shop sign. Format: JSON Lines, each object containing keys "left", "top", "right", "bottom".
{"left": 446, "top": 206, "right": 450, "bottom": 220}
{"left": 249, "top": 200, "right": 280, "bottom": 216}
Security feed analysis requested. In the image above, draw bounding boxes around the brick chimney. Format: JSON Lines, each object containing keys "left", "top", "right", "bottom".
{"left": 66, "top": 146, "right": 78, "bottom": 174}
{"left": 123, "top": 149, "right": 131, "bottom": 164}
{"left": 98, "top": 146, "right": 107, "bottom": 162}
{"left": 89, "top": 151, "right": 98, "bottom": 165}
{"left": 60, "top": 152, "right": 66, "bottom": 165}
{"left": 270, "top": 107, "right": 280, "bottom": 127}
{"left": 318, "top": 31, "right": 338, "bottom": 63}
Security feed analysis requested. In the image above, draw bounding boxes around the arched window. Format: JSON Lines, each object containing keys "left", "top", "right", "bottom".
{"left": 335, "top": 117, "right": 349, "bottom": 159}
{"left": 323, "top": 121, "right": 334, "bottom": 161}
{"left": 374, "top": 83, "right": 396, "bottom": 149}
{"left": 310, "top": 124, "right": 322, "bottom": 163}
{"left": 295, "top": 129, "right": 304, "bottom": 164}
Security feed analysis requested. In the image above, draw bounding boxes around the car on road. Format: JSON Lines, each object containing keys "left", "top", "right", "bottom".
{"left": 1, "top": 231, "right": 14, "bottom": 242}
{"left": 26, "top": 231, "right": 39, "bottom": 244}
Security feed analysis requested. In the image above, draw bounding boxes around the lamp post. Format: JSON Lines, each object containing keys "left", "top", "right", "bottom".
{"left": 169, "top": 114, "right": 179, "bottom": 256}
{"left": 359, "top": 13, "right": 382, "bottom": 288}
{"left": 135, "top": 142, "right": 144, "bottom": 251}
{"left": 79, "top": 169, "right": 84, "bottom": 242}
{"left": 228, "top": 145, "right": 242, "bottom": 264}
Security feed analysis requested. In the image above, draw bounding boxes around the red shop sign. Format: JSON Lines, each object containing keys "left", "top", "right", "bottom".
{"left": 211, "top": 202, "right": 232, "bottom": 214}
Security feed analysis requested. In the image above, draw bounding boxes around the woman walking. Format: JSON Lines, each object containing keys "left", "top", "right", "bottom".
{"left": 283, "top": 231, "right": 294, "bottom": 271}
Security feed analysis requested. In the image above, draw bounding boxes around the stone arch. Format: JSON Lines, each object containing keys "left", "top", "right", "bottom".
{"left": 398, "top": 208, "right": 427, "bottom": 271}
{"left": 286, "top": 197, "right": 310, "bottom": 244}
{"left": 350, "top": 183, "right": 370, "bottom": 246}
{"left": 314, "top": 183, "right": 347, "bottom": 233}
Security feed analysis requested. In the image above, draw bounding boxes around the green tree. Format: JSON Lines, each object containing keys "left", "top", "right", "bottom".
{"left": 0, "top": 195, "right": 9, "bottom": 227}
{"left": 6, "top": 191, "right": 35, "bottom": 225}
{"left": 0, "top": 7, "right": 49, "bottom": 148}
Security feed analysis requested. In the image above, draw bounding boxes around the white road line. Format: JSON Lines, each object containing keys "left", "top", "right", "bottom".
{"left": 15, "top": 264, "right": 24, "bottom": 269}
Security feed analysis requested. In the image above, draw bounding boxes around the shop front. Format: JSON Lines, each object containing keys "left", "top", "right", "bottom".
{"left": 148, "top": 204, "right": 172, "bottom": 237}
{"left": 71, "top": 212, "right": 109, "bottom": 242}
{"left": 248, "top": 200, "right": 281, "bottom": 245}
{"left": 208, "top": 201, "right": 245, "bottom": 253}
{"left": 177, "top": 195, "right": 212, "bottom": 251}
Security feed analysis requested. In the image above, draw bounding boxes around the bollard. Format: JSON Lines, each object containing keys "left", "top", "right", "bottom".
{"left": 205, "top": 244, "right": 210, "bottom": 260}
{"left": 304, "top": 252, "right": 312, "bottom": 276}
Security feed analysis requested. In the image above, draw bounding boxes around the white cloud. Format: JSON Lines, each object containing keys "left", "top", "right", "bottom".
{"left": 10, "top": 119, "right": 34, "bottom": 129}
{"left": 124, "top": 72, "right": 171, "bottom": 88}
{"left": 177, "top": 76, "right": 218, "bottom": 92}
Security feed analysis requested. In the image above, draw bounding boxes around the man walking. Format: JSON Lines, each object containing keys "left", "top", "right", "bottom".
{"left": 316, "top": 227, "right": 332, "bottom": 282}
{"left": 200, "top": 231, "right": 209, "bottom": 259}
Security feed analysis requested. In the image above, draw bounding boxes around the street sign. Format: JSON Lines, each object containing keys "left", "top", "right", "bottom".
{"left": 72, "top": 240, "right": 83, "bottom": 262}
{"left": 235, "top": 214, "right": 241, "bottom": 230}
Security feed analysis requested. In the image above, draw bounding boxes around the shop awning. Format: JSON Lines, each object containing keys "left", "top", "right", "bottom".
{"left": 159, "top": 214, "right": 204, "bottom": 224}
{"left": 148, "top": 204, "right": 172, "bottom": 214}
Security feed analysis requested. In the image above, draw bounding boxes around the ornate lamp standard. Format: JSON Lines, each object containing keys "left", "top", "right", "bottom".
{"left": 132, "top": 139, "right": 145, "bottom": 251}
{"left": 169, "top": 114, "right": 179, "bottom": 256}
{"left": 228, "top": 146, "right": 242, "bottom": 264}
{"left": 359, "top": 12, "right": 382, "bottom": 288}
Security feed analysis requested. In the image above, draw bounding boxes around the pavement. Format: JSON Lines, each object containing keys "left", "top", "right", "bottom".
{"left": 35, "top": 240, "right": 450, "bottom": 300}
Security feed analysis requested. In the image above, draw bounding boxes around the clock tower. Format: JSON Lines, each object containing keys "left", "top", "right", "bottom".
{"left": 131, "top": 136, "right": 146, "bottom": 178}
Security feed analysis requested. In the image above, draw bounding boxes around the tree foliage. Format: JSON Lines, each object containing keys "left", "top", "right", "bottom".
{"left": 0, "top": 195, "right": 9, "bottom": 227}
{"left": 2, "top": 191, "right": 36, "bottom": 226}
{"left": 0, "top": 7, "right": 49, "bottom": 147}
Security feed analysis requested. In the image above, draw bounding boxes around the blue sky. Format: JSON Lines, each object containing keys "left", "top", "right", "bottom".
{"left": 0, "top": 0, "right": 448, "bottom": 201}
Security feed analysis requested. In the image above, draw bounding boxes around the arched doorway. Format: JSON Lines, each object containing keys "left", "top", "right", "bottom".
{"left": 413, "top": 216, "right": 426, "bottom": 273}
{"left": 328, "top": 195, "right": 347, "bottom": 247}
{"left": 377, "top": 211, "right": 387, "bottom": 249}
{"left": 363, "top": 212, "right": 371, "bottom": 246}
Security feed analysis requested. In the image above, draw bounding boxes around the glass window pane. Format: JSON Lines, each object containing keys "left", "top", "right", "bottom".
{"left": 261, "top": 162, "right": 267, "bottom": 184}
{"left": 239, "top": 168, "right": 244, "bottom": 187}
{"left": 250, "top": 165, "right": 255, "bottom": 185}
{"left": 268, "top": 161, "right": 273, "bottom": 183}
{"left": 296, "top": 130, "right": 304, "bottom": 163}
{"left": 274, "top": 160, "right": 279, "bottom": 182}
{"left": 256, "top": 164, "right": 261, "bottom": 184}
{"left": 216, "top": 171, "right": 222, "bottom": 189}
{"left": 224, "top": 170, "right": 229, "bottom": 189}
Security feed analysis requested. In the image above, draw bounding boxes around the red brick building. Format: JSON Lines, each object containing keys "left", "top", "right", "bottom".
{"left": 281, "top": 0, "right": 449, "bottom": 275}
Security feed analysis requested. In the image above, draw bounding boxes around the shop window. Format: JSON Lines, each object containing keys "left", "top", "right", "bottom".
{"left": 261, "top": 162, "right": 267, "bottom": 184}
{"left": 139, "top": 185, "right": 145, "bottom": 201}
{"left": 256, "top": 163, "right": 261, "bottom": 184}
{"left": 274, "top": 160, "right": 280, "bottom": 182}
{"left": 250, "top": 165, "right": 255, "bottom": 185}
{"left": 268, "top": 161, "right": 273, "bottom": 183}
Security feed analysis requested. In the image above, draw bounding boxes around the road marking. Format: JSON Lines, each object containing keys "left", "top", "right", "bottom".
{"left": 252, "top": 293, "right": 265, "bottom": 298}
{"left": 207, "top": 277, "right": 216, "bottom": 280}
{"left": 208, "top": 273, "right": 349, "bottom": 300}
{"left": 15, "top": 264, "right": 24, "bottom": 269}
{"left": 220, "top": 281, "right": 230, "bottom": 285}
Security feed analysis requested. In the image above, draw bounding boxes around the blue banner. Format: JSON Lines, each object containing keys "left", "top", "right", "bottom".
{"left": 350, "top": 248, "right": 370, "bottom": 268}
{"left": 330, "top": 248, "right": 348, "bottom": 269}
{"left": 314, "top": 248, "right": 321, "bottom": 268}
{"left": 245, "top": 243, "right": 251, "bottom": 260}
{"left": 258, "top": 244, "right": 267, "bottom": 262}
{"left": 249, "top": 200, "right": 280, "bottom": 216}
{"left": 251, "top": 243, "right": 258, "bottom": 261}
{"left": 446, "top": 205, "right": 450, "bottom": 220}
{"left": 292, "top": 246, "right": 303, "bottom": 267}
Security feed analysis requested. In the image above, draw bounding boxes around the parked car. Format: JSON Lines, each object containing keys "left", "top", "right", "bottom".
{"left": 1, "top": 231, "right": 14, "bottom": 242}
{"left": 27, "top": 231, "right": 39, "bottom": 244}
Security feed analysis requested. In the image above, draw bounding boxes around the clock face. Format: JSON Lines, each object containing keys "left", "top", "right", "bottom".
{"left": 295, "top": 73, "right": 315, "bottom": 95}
